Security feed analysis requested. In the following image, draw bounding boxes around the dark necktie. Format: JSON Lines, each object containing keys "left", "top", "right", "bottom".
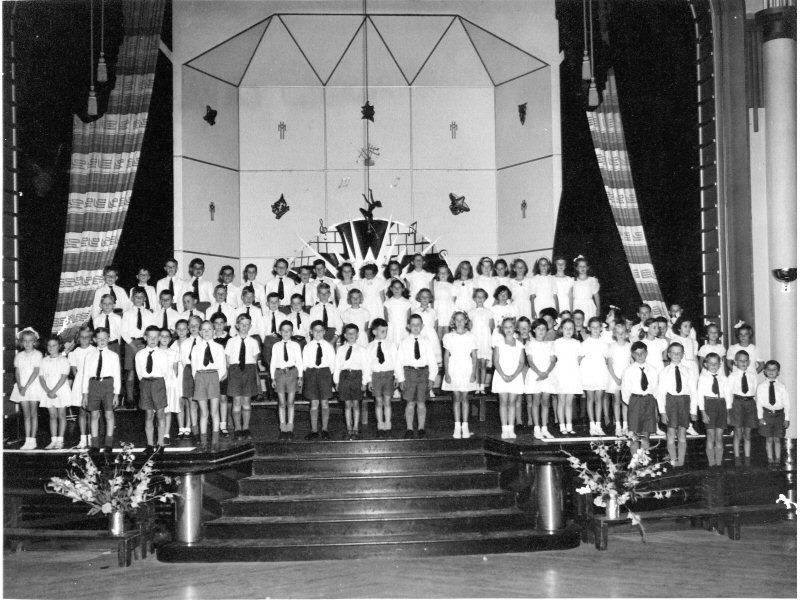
{"left": 96, "top": 350, "right": 103, "bottom": 379}
{"left": 283, "top": 342, "right": 289, "bottom": 362}
{"left": 246, "top": 306, "right": 251, "bottom": 317}
{"left": 302, "top": 285, "right": 307, "bottom": 303}
{"left": 769, "top": 381, "right": 776, "bottom": 406}
{"left": 146, "top": 350, "right": 154, "bottom": 374}
{"left": 377, "top": 341, "right": 385, "bottom": 364}
{"left": 104, "top": 314, "right": 110, "bottom": 334}
{"left": 109, "top": 286, "right": 117, "bottom": 303}
{"left": 189, "top": 338, "right": 196, "bottom": 359}
{"left": 203, "top": 342, "right": 212, "bottom": 366}
{"left": 168, "top": 278, "right": 174, "bottom": 297}
{"left": 218, "top": 304, "right": 224, "bottom": 316}
{"left": 136, "top": 308, "right": 142, "bottom": 330}
{"left": 712, "top": 374, "right": 720, "bottom": 396}
{"left": 640, "top": 367, "right": 648, "bottom": 391}
{"left": 414, "top": 338, "right": 420, "bottom": 360}
{"left": 322, "top": 305, "right": 328, "bottom": 329}
{"left": 162, "top": 310, "right": 168, "bottom": 330}
{"left": 278, "top": 277, "right": 284, "bottom": 300}
{"left": 675, "top": 365, "right": 682, "bottom": 393}
{"left": 315, "top": 342, "right": 322, "bottom": 366}
{"left": 271, "top": 313, "right": 277, "bottom": 334}
{"left": 238, "top": 338, "right": 246, "bottom": 370}
{"left": 346, "top": 346, "right": 352, "bottom": 361}
{"left": 193, "top": 278, "right": 199, "bottom": 297}
{"left": 143, "top": 292, "right": 151, "bottom": 311}
{"left": 741, "top": 373, "right": 749, "bottom": 394}
{"left": 296, "top": 312, "right": 301, "bottom": 328}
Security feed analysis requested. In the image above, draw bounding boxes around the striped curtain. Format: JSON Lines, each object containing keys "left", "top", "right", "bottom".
{"left": 51, "top": 0, "right": 164, "bottom": 336}
{"left": 586, "top": 69, "right": 668, "bottom": 317}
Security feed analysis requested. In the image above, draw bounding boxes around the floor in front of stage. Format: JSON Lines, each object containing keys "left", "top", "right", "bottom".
{"left": 3, "top": 521, "right": 795, "bottom": 599}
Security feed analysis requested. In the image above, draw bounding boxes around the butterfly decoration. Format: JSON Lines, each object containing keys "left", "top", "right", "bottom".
{"left": 359, "top": 189, "right": 382, "bottom": 222}
{"left": 518, "top": 102, "right": 527, "bottom": 125}
{"left": 448, "top": 193, "right": 470, "bottom": 216}
{"left": 203, "top": 105, "right": 218, "bottom": 126}
{"left": 272, "top": 194, "right": 290, "bottom": 219}
{"left": 361, "top": 101, "right": 375, "bottom": 122}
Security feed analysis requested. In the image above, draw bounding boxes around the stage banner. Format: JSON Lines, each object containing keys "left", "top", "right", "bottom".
{"left": 586, "top": 69, "right": 668, "bottom": 317}
{"left": 51, "top": 0, "right": 165, "bottom": 337}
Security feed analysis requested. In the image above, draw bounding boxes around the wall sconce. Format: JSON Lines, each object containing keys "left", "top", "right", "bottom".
{"left": 772, "top": 268, "right": 797, "bottom": 292}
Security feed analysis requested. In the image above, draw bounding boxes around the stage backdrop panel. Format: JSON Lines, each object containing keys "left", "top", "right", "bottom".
{"left": 496, "top": 157, "right": 554, "bottom": 257}
{"left": 182, "top": 66, "right": 239, "bottom": 170}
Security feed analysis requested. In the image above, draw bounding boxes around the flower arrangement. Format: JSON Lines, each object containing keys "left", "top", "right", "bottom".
{"left": 776, "top": 494, "right": 797, "bottom": 512}
{"left": 46, "top": 443, "right": 178, "bottom": 517}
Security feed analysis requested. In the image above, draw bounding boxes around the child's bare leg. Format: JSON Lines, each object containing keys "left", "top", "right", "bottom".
{"left": 733, "top": 427, "right": 742, "bottom": 457}
{"left": 382, "top": 398, "right": 392, "bottom": 429}
{"left": 209, "top": 397, "right": 220, "bottom": 432}
{"left": 714, "top": 428, "right": 724, "bottom": 465}
{"left": 667, "top": 427, "right": 677, "bottom": 463}
{"left": 743, "top": 428, "right": 751, "bottom": 457}
{"left": 515, "top": 395, "right": 523, "bottom": 426}
{"left": 677, "top": 427, "right": 687, "bottom": 466}
{"left": 197, "top": 400, "right": 209, "bottom": 435}
{"left": 353, "top": 397, "right": 361, "bottom": 432}
{"left": 277, "top": 393, "right": 287, "bottom": 432}
{"left": 405, "top": 400, "right": 415, "bottom": 430}
{"left": 219, "top": 397, "right": 228, "bottom": 431}
{"left": 48, "top": 407, "right": 58, "bottom": 438}
{"left": 156, "top": 408, "right": 166, "bottom": 445}
{"left": 416, "top": 398, "right": 427, "bottom": 429}
{"left": 705, "top": 429, "right": 716, "bottom": 465}
{"left": 532, "top": 394, "right": 541, "bottom": 427}
{"left": 241, "top": 397, "right": 252, "bottom": 431}
{"left": 321, "top": 399, "right": 330, "bottom": 431}
{"left": 286, "top": 393, "right": 296, "bottom": 431}
{"left": 452, "top": 397, "right": 461, "bottom": 424}
{"left": 145, "top": 409, "right": 155, "bottom": 445}
{"left": 79, "top": 407, "right": 88, "bottom": 436}
{"left": 165, "top": 412, "right": 173, "bottom": 437}
{"left": 565, "top": 394, "right": 574, "bottom": 427}
{"left": 104, "top": 409, "right": 115, "bottom": 446}
{"left": 460, "top": 395, "right": 469, "bottom": 424}
{"left": 602, "top": 392, "right": 611, "bottom": 426}
{"left": 310, "top": 399, "right": 320, "bottom": 432}
{"left": 345, "top": 400, "right": 354, "bottom": 432}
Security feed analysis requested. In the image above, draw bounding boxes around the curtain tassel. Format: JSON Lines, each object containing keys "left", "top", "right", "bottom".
{"left": 87, "top": 86, "right": 98, "bottom": 116}
{"left": 97, "top": 53, "right": 108, "bottom": 83}
{"left": 588, "top": 78, "right": 600, "bottom": 107}
{"left": 581, "top": 51, "right": 591, "bottom": 81}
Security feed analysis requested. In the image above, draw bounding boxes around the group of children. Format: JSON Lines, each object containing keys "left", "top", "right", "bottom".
{"left": 11, "top": 254, "right": 790, "bottom": 467}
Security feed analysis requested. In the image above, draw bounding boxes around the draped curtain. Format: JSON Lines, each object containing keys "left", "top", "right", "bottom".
{"left": 586, "top": 69, "right": 668, "bottom": 317}
{"left": 51, "top": 0, "right": 164, "bottom": 336}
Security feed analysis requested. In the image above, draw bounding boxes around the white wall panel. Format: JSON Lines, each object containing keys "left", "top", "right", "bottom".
{"left": 326, "top": 170, "right": 413, "bottom": 227}
{"left": 496, "top": 158, "right": 554, "bottom": 255}
{"left": 181, "top": 159, "right": 240, "bottom": 258}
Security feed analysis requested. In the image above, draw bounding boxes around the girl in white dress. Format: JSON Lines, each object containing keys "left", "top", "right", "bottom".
{"left": 492, "top": 317, "right": 526, "bottom": 439}
{"left": 12, "top": 328, "right": 44, "bottom": 450}
{"left": 601, "top": 307, "right": 622, "bottom": 344}
{"left": 553, "top": 257, "right": 574, "bottom": 312}
{"left": 508, "top": 259, "right": 533, "bottom": 320}
{"left": 405, "top": 254, "right": 433, "bottom": 301}
{"left": 605, "top": 322, "right": 632, "bottom": 436}
{"left": 67, "top": 326, "right": 94, "bottom": 448}
{"left": 442, "top": 311, "right": 478, "bottom": 439}
{"left": 580, "top": 318, "right": 610, "bottom": 436}
{"left": 516, "top": 318, "right": 533, "bottom": 432}
{"left": 40, "top": 336, "right": 71, "bottom": 450}
{"left": 453, "top": 261, "right": 476, "bottom": 312}
{"left": 525, "top": 318, "right": 557, "bottom": 439}
{"left": 530, "top": 257, "right": 559, "bottom": 317}
{"left": 553, "top": 319, "right": 582, "bottom": 435}
{"left": 383, "top": 280, "right": 413, "bottom": 345}
{"left": 335, "top": 263, "right": 359, "bottom": 310}
{"left": 175, "top": 319, "right": 195, "bottom": 439}
{"left": 493, "top": 259, "right": 512, "bottom": 292}
{"left": 432, "top": 265, "right": 456, "bottom": 340}
{"left": 672, "top": 317, "right": 699, "bottom": 378}
{"left": 572, "top": 256, "right": 600, "bottom": 319}
{"left": 359, "top": 263, "right": 386, "bottom": 324}
{"left": 159, "top": 328, "right": 182, "bottom": 443}
{"left": 490, "top": 286, "right": 518, "bottom": 345}
{"left": 697, "top": 322, "right": 726, "bottom": 370}
{"left": 468, "top": 288, "right": 495, "bottom": 396}
{"left": 341, "top": 289, "right": 371, "bottom": 347}
{"left": 383, "top": 260, "right": 407, "bottom": 293}
{"left": 473, "top": 256, "right": 497, "bottom": 301}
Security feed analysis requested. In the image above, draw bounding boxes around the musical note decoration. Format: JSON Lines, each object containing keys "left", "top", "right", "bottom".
{"left": 518, "top": 102, "right": 527, "bottom": 125}
{"left": 319, "top": 218, "right": 328, "bottom": 238}
{"left": 203, "top": 105, "right": 218, "bottom": 126}
{"left": 359, "top": 189, "right": 383, "bottom": 222}
{"left": 361, "top": 101, "right": 375, "bottom": 122}
{"left": 272, "top": 194, "right": 290, "bottom": 219}
{"left": 448, "top": 193, "right": 470, "bottom": 216}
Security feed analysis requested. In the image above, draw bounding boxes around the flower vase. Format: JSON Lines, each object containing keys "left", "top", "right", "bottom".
{"left": 605, "top": 492, "right": 620, "bottom": 519}
{"left": 108, "top": 510, "right": 126, "bottom": 536}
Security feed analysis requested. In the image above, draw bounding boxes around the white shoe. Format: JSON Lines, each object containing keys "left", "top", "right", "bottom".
{"left": 541, "top": 427, "right": 554, "bottom": 439}
{"left": 615, "top": 423, "right": 623, "bottom": 437}
{"left": 453, "top": 424, "right": 462, "bottom": 439}
{"left": 508, "top": 427, "right": 517, "bottom": 439}
{"left": 429, "top": 389, "right": 435, "bottom": 398}
{"left": 461, "top": 422, "right": 472, "bottom": 438}
{"left": 44, "top": 439, "right": 57, "bottom": 450}
{"left": 589, "top": 423, "right": 597, "bottom": 436}
{"left": 393, "top": 389, "right": 401, "bottom": 399}
{"left": 54, "top": 438, "right": 64, "bottom": 450}
{"left": 77, "top": 435, "right": 88, "bottom": 449}
{"left": 653, "top": 428, "right": 666, "bottom": 438}
{"left": 500, "top": 426, "right": 508, "bottom": 439}
{"left": 533, "top": 426, "right": 543, "bottom": 440}
{"left": 596, "top": 424, "right": 605, "bottom": 436}
{"left": 19, "top": 438, "right": 33, "bottom": 450}
{"left": 559, "top": 425, "right": 567, "bottom": 435}
{"left": 686, "top": 424, "right": 699, "bottom": 436}
{"left": 566, "top": 424, "right": 576, "bottom": 435}
{"left": 622, "top": 422, "right": 629, "bottom": 434}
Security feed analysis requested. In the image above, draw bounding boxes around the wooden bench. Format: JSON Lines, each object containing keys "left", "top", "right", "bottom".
{"left": 585, "top": 503, "right": 790, "bottom": 550}
{"left": 4, "top": 528, "right": 143, "bottom": 567}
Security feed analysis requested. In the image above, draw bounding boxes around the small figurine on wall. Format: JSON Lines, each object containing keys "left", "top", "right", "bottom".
{"left": 449, "top": 193, "right": 470, "bottom": 215}
{"left": 450, "top": 121, "right": 458, "bottom": 139}
{"left": 209, "top": 202, "right": 216, "bottom": 221}
{"left": 272, "top": 194, "right": 290, "bottom": 219}
{"left": 521, "top": 199, "right": 527, "bottom": 218}
{"left": 278, "top": 121, "right": 287, "bottom": 140}
{"left": 203, "top": 105, "right": 218, "bottom": 126}
{"left": 518, "top": 102, "right": 527, "bottom": 125}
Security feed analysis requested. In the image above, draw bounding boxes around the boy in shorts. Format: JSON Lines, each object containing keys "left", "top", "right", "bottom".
{"left": 81, "top": 328, "right": 121, "bottom": 453}
{"left": 303, "top": 320, "right": 336, "bottom": 439}
{"left": 135, "top": 326, "right": 170, "bottom": 454}
{"left": 729, "top": 350, "right": 758, "bottom": 467}
{"left": 334, "top": 324, "right": 369, "bottom": 439}
{"left": 757, "top": 360, "right": 790, "bottom": 467}
{"left": 225, "top": 314, "right": 261, "bottom": 440}
{"left": 395, "top": 314, "right": 438, "bottom": 438}
{"left": 621, "top": 341, "right": 659, "bottom": 453}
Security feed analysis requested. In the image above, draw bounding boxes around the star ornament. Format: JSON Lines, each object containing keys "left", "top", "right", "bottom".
{"left": 361, "top": 101, "right": 375, "bottom": 122}
{"left": 448, "top": 193, "right": 470, "bottom": 215}
{"left": 203, "top": 105, "right": 217, "bottom": 126}
{"left": 272, "top": 194, "right": 290, "bottom": 219}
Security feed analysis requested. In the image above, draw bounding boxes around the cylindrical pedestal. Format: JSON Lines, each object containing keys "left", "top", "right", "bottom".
{"left": 532, "top": 455, "right": 566, "bottom": 532}
{"left": 175, "top": 473, "right": 203, "bottom": 544}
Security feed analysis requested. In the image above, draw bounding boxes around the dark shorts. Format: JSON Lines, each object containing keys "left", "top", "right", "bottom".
{"left": 703, "top": 396, "right": 727, "bottom": 430}
{"left": 182, "top": 364, "right": 194, "bottom": 398}
{"left": 759, "top": 409, "right": 786, "bottom": 438}
{"left": 227, "top": 364, "right": 260, "bottom": 397}
{"left": 139, "top": 377, "right": 167, "bottom": 411}
{"left": 338, "top": 370, "right": 363, "bottom": 402}
{"left": 193, "top": 370, "right": 220, "bottom": 401}
{"left": 87, "top": 378, "right": 115, "bottom": 412}
{"left": 666, "top": 393, "right": 691, "bottom": 429}
{"left": 731, "top": 395, "right": 757, "bottom": 429}
{"left": 371, "top": 370, "right": 394, "bottom": 397}
{"left": 274, "top": 366, "right": 299, "bottom": 394}
{"left": 304, "top": 367, "right": 333, "bottom": 400}
{"left": 125, "top": 339, "right": 145, "bottom": 370}
{"left": 403, "top": 367, "right": 429, "bottom": 404}
{"left": 628, "top": 393, "right": 657, "bottom": 435}
{"left": 260, "top": 336, "right": 280, "bottom": 375}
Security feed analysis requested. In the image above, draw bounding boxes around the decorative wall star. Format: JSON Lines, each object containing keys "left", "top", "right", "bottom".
{"left": 449, "top": 193, "right": 470, "bottom": 215}
{"left": 361, "top": 101, "right": 375, "bottom": 122}
{"left": 203, "top": 105, "right": 217, "bottom": 126}
{"left": 272, "top": 194, "right": 290, "bottom": 219}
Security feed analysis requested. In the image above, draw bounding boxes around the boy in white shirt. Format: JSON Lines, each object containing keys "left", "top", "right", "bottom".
{"left": 621, "top": 341, "right": 659, "bottom": 453}
{"left": 303, "top": 320, "right": 336, "bottom": 439}
{"left": 92, "top": 265, "right": 130, "bottom": 318}
{"left": 129, "top": 267, "right": 157, "bottom": 311}
{"left": 395, "top": 314, "right": 438, "bottom": 439}
{"left": 94, "top": 294, "right": 123, "bottom": 355}
{"left": 121, "top": 288, "right": 153, "bottom": 407}
{"left": 729, "top": 350, "right": 758, "bottom": 467}
{"left": 152, "top": 290, "right": 180, "bottom": 333}
{"left": 309, "top": 283, "right": 342, "bottom": 344}
{"left": 82, "top": 328, "right": 121, "bottom": 452}
{"left": 179, "top": 291, "right": 206, "bottom": 322}
{"left": 313, "top": 259, "right": 339, "bottom": 296}
{"left": 334, "top": 324, "right": 370, "bottom": 439}
{"left": 187, "top": 258, "right": 215, "bottom": 309}
{"left": 135, "top": 326, "right": 170, "bottom": 453}
{"left": 225, "top": 314, "right": 261, "bottom": 440}
{"left": 757, "top": 360, "right": 790, "bottom": 467}
{"left": 296, "top": 265, "right": 318, "bottom": 310}
{"left": 657, "top": 342, "right": 698, "bottom": 468}
{"left": 217, "top": 265, "right": 242, "bottom": 309}
{"left": 270, "top": 320, "right": 304, "bottom": 440}
{"left": 264, "top": 258, "right": 295, "bottom": 313}
{"left": 156, "top": 258, "right": 185, "bottom": 308}
{"left": 367, "top": 318, "right": 397, "bottom": 437}
{"left": 191, "top": 320, "right": 227, "bottom": 440}
{"left": 209, "top": 284, "right": 236, "bottom": 328}
{"left": 240, "top": 263, "right": 266, "bottom": 308}
{"left": 697, "top": 352, "right": 732, "bottom": 468}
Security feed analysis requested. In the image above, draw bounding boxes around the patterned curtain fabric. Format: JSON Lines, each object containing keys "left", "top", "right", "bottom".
{"left": 52, "top": 0, "right": 165, "bottom": 336}
{"left": 586, "top": 69, "right": 668, "bottom": 317}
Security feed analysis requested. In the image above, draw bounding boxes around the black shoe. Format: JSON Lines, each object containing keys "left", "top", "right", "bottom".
{"left": 376, "top": 430, "right": 385, "bottom": 439}
{"left": 244, "top": 429, "right": 252, "bottom": 440}
{"left": 288, "top": 432, "right": 294, "bottom": 441}
{"left": 321, "top": 430, "right": 331, "bottom": 440}
{"left": 345, "top": 431, "right": 353, "bottom": 440}
{"left": 155, "top": 445, "right": 165, "bottom": 456}
{"left": 404, "top": 429, "right": 415, "bottom": 439}
{"left": 162, "top": 436, "right": 171, "bottom": 446}
{"left": 352, "top": 431, "right": 360, "bottom": 440}
{"left": 144, "top": 445, "right": 155, "bottom": 455}
{"left": 305, "top": 431, "right": 319, "bottom": 441}
{"left": 417, "top": 429, "right": 426, "bottom": 438}
{"left": 278, "top": 431, "right": 286, "bottom": 441}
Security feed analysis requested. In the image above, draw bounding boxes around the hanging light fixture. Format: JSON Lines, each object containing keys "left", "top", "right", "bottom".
{"left": 581, "top": 0, "right": 591, "bottom": 81}
{"left": 87, "top": 0, "right": 98, "bottom": 116}
{"left": 587, "top": 0, "right": 600, "bottom": 107}
{"left": 96, "top": 0, "right": 107, "bottom": 83}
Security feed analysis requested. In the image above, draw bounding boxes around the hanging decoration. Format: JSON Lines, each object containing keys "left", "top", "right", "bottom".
{"left": 581, "top": 0, "right": 592, "bottom": 81}
{"left": 587, "top": 0, "right": 601, "bottom": 107}
{"left": 358, "top": 144, "right": 380, "bottom": 167}
{"left": 361, "top": 101, "right": 375, "bottom": 122}
{"left": 450, "top": 121, "right": 458, "bottom": 139}
{"left": 272, "top": 194, "right": 290, "bottom": 219}
{"left": 359, "top": 189, "right": 382, "bottom": 222}
{"left": 209, "top": 202, "right": 215, "bottom": 221}
{"left": 97, "top": 0, "right": 108, "bottom": 83}
{"left": 521, "top": 199, "right": 528, "bottom": 218}
{"left": 319, "top": 219, "right": 328, "bottom": 238}
{"left": 518, "top": 103, "right": 527, "bottom": 125}
{"left": 448, "top": 193, "right": 470, "bottom": 215}
{"left": 87, "top": 0, "right": 98, "bottom": 116}
{"left": 203, "top": 105, "right": 217, "bottom": 126}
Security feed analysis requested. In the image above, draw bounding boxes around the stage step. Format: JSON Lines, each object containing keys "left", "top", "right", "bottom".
{"left": 253, "top": 437, "right": 484, "bottom": 456}
{"left": 252, "top": 450, "right": 486, "bottom": 475}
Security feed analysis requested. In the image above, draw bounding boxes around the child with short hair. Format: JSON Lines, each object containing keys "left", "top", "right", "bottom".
{"left": 335, "top": 262, "right": 359, "bottom": 310}
{"left": 492, "top": 317, "right": 526, "bottom": 439}
{"left": 179, "top": 291, "right": 206, "bottom": 322}
{"left": 621, "top": 341, "right": 659, "bottom": 452}
{"left": 176, "top": 318, "right": 198, "bottom": 439}
{"left": 158, "top": 327, "right": 180, "bottom": 445}
{"left": 217, "top": 265, "right": 241, "bottom": 309}
{"left": 341, "top": 289, "right": 370, "bottom": 347}
{"left": 515, "top": 317, "right": 533, "bottom": 432}
{"left": 187, "top": 258, "right": 215, "bottom": 308}
{"left": 334, "top": 324, "right": 370, "bottom": 439}
{"left": 525, "top": 318, "right": 557, "bottom": 439}
{"left": 191, "top": 321, "right": 227, "bottom": 441}
{"left": 82, "top": 328, "right": 121, "bottom": 452}
{"left": 729, "top": 349, "right": 758, "bottom": 466}
{"left": 384, "top": 280, "right": 412, "bottom": 345}
{"left": 642, "top": 318, "right": 668, "bottom": 374}
{"left": 287, "top": 293, "right": 311, "bottom": 348}
{"left": 697, "top": 322, "right": 726, "bottom": 369}
{"left": 302, "top": 320, "right": 336, "bottom": 440}
{"left": 240, "top": 263, "right": 266, "bottom": 308}
{"left": 153, "top": 290, "right": 180, "bottom": 333}
{"left": 757, "top": 360, "right": 789, "bottom": 467}
{"left": 156, "top": 258, "right": 185, "bottom": 308}
{"left": 136, "top": 326, "right": 171, "bottom": 453}
{"left": 92, "top": 265, "right": 131, "bottom": 318}
{"left": 39, "top": 335, "right": 71, "bottom": 450}
{"left": 212, "top": 314, "right": 232, "bottom": 434}
{"left": 296, "top": 265, "right": 317, "bottom": 310}
{"left": 260, "top": 292, "right": 284, "bottom": 398}
{"left": 630, "top": 303, "right": 652, "bottom": 342}
{"left": 209, "top": 284, "right": 236, "bottom": 327}
{"left": 67, "top": 326, "right": 95, "bottom": 448}
{"left": 468, "top": 288, "right": 495, "bottom": 397}
{"left": 130, "top": 267, "right": 157, "bottom": 310}
{"left": 238, "top": 288, "right": 266, "bottom": 341}
{"left": 309, "top": 284, "right": 342, "bottom": 345}
{"left": 367, "top": 319, "right": 397, "bottom": 437}
{"left": 313, "top": 258, "right": 338, "bottom": 295}
{"left": 270, "top": 320, "right": 303, "bottom": 439}
{"left": 605, "top": 322, "right": 632, "bottom": 436}
{"left": 225, "top": 314, "right": 261, "bottom": 440}
{"left": 395, "top": 314, "right": 438, "bottom": 438}
{"left": 579, "top": 317, "right": 610, "bottom": 436}
{"left": 443, "top": 311, "right": 477, "bottom": 439}
{"left": 359, "top": 263, "right": 386, "bottom": 325}
{"left": 655, "top": 316, "right": 670, "bottom": 341}
{"left": 726, "top": 323, "right": 764, "bottom": 375}
{"left": 657, "top": 342, "right": 698, "bottom": 467}
{"left": 539, "top": 307, "right": 559, "bottom": 342}
{"left": 572, "top": 309, "right": 587, "bottom": 342}
{"left": 697, "top": 353, "right": 732, "bottom": 467}
{"left": 672, "top": 316, "right": 701, "bottom": 437}
{"left": 265, "top": 258, "right": 295, "bottom": 313}
{"left": 122, "top": 288, "right": 153, "bottom": 406}
{"left": 95, "top": 294, "right": 123, "bottom": 355}
{"left": 552, "top": 319, "right": 581, "bottom": 435}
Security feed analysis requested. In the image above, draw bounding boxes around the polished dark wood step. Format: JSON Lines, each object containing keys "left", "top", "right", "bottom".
{"left": 221, "top": 488, "right": 517, "bottom": 517}
{"left": 252, "top": 451, "right": 486, "bottom": 475}
{"left": 254, "top": 437, "right": 484, "bottom": 456}
{"left": 157, "top": 527, "right": 582, "bottom": 562}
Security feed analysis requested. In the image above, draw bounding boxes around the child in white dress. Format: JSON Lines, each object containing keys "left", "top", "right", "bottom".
{"left": 432, "top": 265, "right": 456, "bottom": 340}
{"left": 442, "top": 311, "right": 478, "bottom": 439}
{"left": 159, "top": 328, "right": 181, "bottom": 444}
{"left": 572, "top": 256, "right": 600, "bottom": 319}
{"left": 580, "top": 317, "right": 611, "bottom": 436}
{"left": 383, "top": 281, "right": 413, "bottom": 345}
{"left": 509, "top": 259, "right": 533, "bottom": 320}
{"left": 468, "top": 288, "right": 494, "bottom": 397}
{"left": 12, "top": 328, "right": 44, "bottom": 449}
{"left": 553, "top": 257, "right": 574, "bottom": 312}
{"left": 493, "top": 259, "right": 512, "bottom": 293}
{"left": 553, "top": 319, "right": 582, "bottom": 435}
{"left": 383, "top": 260, "right": 407, "bottom": 293}
{"left": 530, "top": 257, "right": 559, "bottom": 316}
{"left": 490, "top": 286, "right": 518, "bottom": 345}
{"left": 453, "top": 261, "right": 476, "bottom": 312}
{"left": 359, "top": 263, "right": 386, "bottom": 325}
{"left": 40, "top": 336, "right": 71, "bottom": 449}
{"left": 697, "top": 322, "right": 726, "bottom": 370}
{"left": 605, "top": 322, "right": 632, "bottom": 436}
{"left": 525, "top": 319, "right": 557, "bottom": 439}
{"left": 473, "top": 257, "right": 497, "bottom": 301}
{"left": 341, "top": 289, "right": 372, "bottom": 347}
{"left": 335, "top": 262, "right": 359, "bottom": 310}
{"left": 492, "top": 317, "right": 526, "bottom": 439}
{"left": 405, "top": 254, "right": 433, "bottom": 301}
{"left": 67, "top": 326, "right": 95, "bottom": 448}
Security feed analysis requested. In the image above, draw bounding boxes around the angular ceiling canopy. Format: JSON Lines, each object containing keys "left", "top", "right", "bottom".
{"left": 186, "top": 14, "right": 548, "bottom": 88}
